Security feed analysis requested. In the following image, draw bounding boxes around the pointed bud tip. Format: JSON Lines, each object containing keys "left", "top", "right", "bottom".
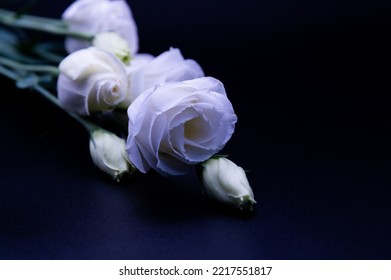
{"left": 239, "top": 196, "right": 257, "bottom": 212}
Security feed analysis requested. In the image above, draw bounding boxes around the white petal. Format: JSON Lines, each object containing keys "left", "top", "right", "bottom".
{"left": 126, "top": 48, "right": 204, "bottom": 101}
{"left": 63, "top": 0, "right": 138, "bottom": 55}
{"left": 183, "top": 76, "right": 226, "bottom": 96}
{"left": 57, "top": 47, "right": 129, "bottom": 115}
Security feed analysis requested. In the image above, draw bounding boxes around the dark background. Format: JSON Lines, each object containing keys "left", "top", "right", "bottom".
{"left": 1, "top": 0, "right": 391, "bottom": 259}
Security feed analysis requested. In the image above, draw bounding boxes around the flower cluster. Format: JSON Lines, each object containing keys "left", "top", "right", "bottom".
{"left": 0, "top": 0, "right": 256, "bottom": 211}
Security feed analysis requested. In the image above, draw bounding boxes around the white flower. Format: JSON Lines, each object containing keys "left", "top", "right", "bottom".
{"left": 200, "top": 157, "right": 256, "bottom": 211}
{"left": 126, "top": 77, "right": 237, "bottom": 176}
{"left": 62, "top": 0, "right": 138, "bottom": 56}
{"left": 89, "top": 129, "right": 135, "bottom": 182}
{"left": 57, "top": 47, "right": 129, "bottom": 115}
{"left": 92, "top": 31, "right": 131, "bottom": 64}
{"left": 125, "top": 48, "right": 204, "bottom": 104}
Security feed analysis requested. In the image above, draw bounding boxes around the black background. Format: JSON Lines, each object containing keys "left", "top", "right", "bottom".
{"left": 1, "top": 0, "right": 391, "bottom": 259}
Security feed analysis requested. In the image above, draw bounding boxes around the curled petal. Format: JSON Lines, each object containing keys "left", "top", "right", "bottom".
{"left": 57, "top": 47, "right": 129, "bottom": 115}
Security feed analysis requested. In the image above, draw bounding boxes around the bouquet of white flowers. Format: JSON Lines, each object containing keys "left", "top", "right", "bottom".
{"left": 0, "top": 0, "right": 256, "bottom": 211}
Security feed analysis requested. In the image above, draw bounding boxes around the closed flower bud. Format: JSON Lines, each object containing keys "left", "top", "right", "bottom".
{"left": 92, "top": 32, "right": 131, "bottom": 64}
{"left": 89, "top": 129, "right": 135, "bottom": 182}
{"left": 200, "top": 157, "right": 256, "bottom": 211}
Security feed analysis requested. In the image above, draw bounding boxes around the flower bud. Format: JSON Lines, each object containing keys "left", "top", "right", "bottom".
{"left": 200, "top": 157, "right": 256, "bottom": 211}
{"left": 89, "top": 129, "right": 135, "bottom": 182}
{"left": 93, "top": 32, "right": 131, "bottom": 65}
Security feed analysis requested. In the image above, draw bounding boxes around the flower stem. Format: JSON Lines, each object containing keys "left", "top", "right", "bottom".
{"left": 0, "top": 8, "right": 93, "bottom": 40}
{"left": 0, "top": 64, "right": 97, "bottom": 134}
{"left": 33, "top": 84, "right": 98, "bottom": 133}
{"left": 33, "top": 42, "right": 65, "bottom": 64}
{"left": 0, "top": 56, "right": 59, "bottom": 75}
{"left": 0, "top": 63, "right": 18, "bottom": 80}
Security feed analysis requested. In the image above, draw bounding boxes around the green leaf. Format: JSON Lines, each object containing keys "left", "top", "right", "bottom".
{"left": 211, "top": 154, "right": 229, "bottom": 159}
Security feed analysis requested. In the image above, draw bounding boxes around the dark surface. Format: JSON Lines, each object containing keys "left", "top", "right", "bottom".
{"left": 1, "top": 0, "right": 391, "bottom": 259}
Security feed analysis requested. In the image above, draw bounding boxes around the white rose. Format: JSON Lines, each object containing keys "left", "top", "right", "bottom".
{"left": 89, "top": 129, "right": 135, "bottom": 182}
{"left": 57, "top": 47, "right": 129, "bottom": 115}
{"left": 62, "top": 0, "right": 139, "bottom": 55}
{"left": 126, "top": 77, "right": 237, "bottom": 176}
{"left": 201, "top": 157, "right": 256, "bottom": 211}
{"left": 125, "top": 47, "right": 204, "bottom": 104}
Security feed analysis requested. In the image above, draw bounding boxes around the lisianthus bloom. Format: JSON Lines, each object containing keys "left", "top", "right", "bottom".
{"left": 125, "top": 47, "right": 204, "bottom": 104}
{"left": 89, "top": 128, "right": 135, "bottom": 182}
{"left": 126, "top": 77, "right": 237, "bottom": 176}
{"left": 57, "top": 47, "right": 129, "bottom": 115}
{"left": 200, "top": 157, "right": 256, "bottom": 210}
{"left": 62, "top": 0, "right": 138, "bottom": 56}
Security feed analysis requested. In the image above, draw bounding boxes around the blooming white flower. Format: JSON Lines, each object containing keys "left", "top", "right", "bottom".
{"left": 62, "top": 0, "right": 139, "bottom": 56}
{"left": 125, "top": 47, "right": 204, "bottom": 104}
{"left": 89, "top": 129, "right": 135, "bottom": 182}
{"left": 57, "top": 47, "right": 129, "bottom": 115}
{"left": 92, "top": 31, "right": 131, "bottom": 64}
{"left": 200, "top": 157, "right": 256, "bottom": 210}
{"left": 126, "top": 77, "right": 237, "bottom": 176}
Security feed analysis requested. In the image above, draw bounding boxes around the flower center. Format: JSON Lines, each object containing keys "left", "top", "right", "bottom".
{"left": 112, "top": 85, "right": 119, "bottom": 95}
{"left": 184, "top": 116, "right": 203, "bottom": 140}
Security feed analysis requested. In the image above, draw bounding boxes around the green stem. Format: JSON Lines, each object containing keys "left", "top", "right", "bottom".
{"left": 0, "top": 63, "right": 97, "bottom": 134}
{"left": 0, "top": 8, "right": 93, "bottom": 40}
{"left": 33, "top": 42, "right": 65, "bottom": 64}
{"left": 33, "top": 84, "right": 98, "bottom": 133}
{"left": 0, "top": 63, "right": 18, "bottom": 80}
{"left": 0, "top": 56, "right": 59, "bottom": 75}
